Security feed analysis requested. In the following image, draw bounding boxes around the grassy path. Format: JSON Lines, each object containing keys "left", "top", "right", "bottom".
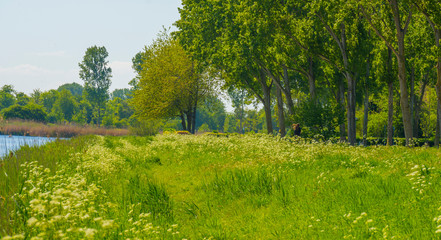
{"left": 2, "top": 134, "right": 441, "bottom": 239}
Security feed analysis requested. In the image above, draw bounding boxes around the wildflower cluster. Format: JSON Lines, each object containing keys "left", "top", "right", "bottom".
{"left": 406, "top": 164, "right": 434, "bottom": 196}
{"left": 342, "top": 212, "right": 389, "bottom": 239}
{"left": 2, "top": 136, "right": 181, "bottom": 240}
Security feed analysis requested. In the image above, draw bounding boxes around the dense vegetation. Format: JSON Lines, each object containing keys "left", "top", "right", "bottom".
{"left": 3, "top": 1, "right": 441, "bottom": 142}
{"left": 175, "top": 0, "right": 441, "bottom": 146}
{"left": 2, "top": 134, "right": 441, "bottom": 239}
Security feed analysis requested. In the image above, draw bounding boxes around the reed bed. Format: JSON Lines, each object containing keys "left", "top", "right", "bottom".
{"left": 0, "top": 120, "right": 129, "bottom": 137}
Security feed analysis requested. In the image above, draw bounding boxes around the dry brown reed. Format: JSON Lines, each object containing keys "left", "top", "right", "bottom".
{"left": 0, "top": 120, "right": 129, "bottom": 137}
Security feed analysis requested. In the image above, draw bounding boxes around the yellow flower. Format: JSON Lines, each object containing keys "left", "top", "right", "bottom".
{"left": 84, "top": 228, "right": 97, "bottom": 239}
{"left": 27, "top": 217, "right": 38, "bottom": 227}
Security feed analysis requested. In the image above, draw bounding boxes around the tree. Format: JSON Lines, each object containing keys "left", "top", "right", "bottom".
{"left": 53, "top": 89, "right": 78, "bottom": 122}
{"left": 195, "top": 95, "right": 227, "bottom": 131}
{"left": 413, "top": 0, "right": 441, "bottom": 146}
{"left": 40, "top": 90, "right": 59, "bottom": 113}
{"left": 111, "top": 88, "right": 132, "bottom": 100}
{"left": 176, "top": 0, "right": 276, "bottom": 134}
{"left": 131, "top": 32, "right": 209, "bottom": 134}
{"left": 58, "top": 82, "right": 84, "bottom": 98}
{"left": 79, "top": 45, "right": 112, "bottom": 126}
{"left": 0, "top": 85, "right": 16, "bottom": 110}
{"left": 360, "top": 0, "right": 414, "bottom": 145}
{"left": 30, "top": 89, "right": 42, "bottom": 105}
{"left": 15, "top": 92, "right": 30, "bottom": 106}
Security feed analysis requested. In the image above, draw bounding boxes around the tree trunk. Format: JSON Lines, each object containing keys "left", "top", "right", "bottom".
{"left": 283, "top": 66, "right": 295, "bottom": 116}
{"left": 415, "top": 75, "right": 428, "bottom": 138}
{"left": 434, "top": 29, "right": 441, "bottom": 148}
{"left": 387, "top": 49, "right": 394, "bottom": 146}
{"left": 266, "top": 67, "right": 295, "bottom": 118}
{"left": 339, "top": 23, "right": 356, "bottom": 145}
{"left": 308, "top": 57, "right": 317, "bottom": 102}
{"left": 97, "top": 104, "right": 101, "bottom": 127}
{"left": 186, "top": 111, "right": 192, "bottom": 133}
{"left": 387, "top": 81, "right": 394, "bottom": 146}
{"left": 180, "top": 113, "right": 187, "bottom": 131}
{"left": 240, "top": 97, "right": 244, "bottom": 134}
{"left": 346, "top": 74, "right": 356, "bottom": 145}
{"left": 390, "top": 0, "right": 413, "bottom": 145}
{"left": 435, "top": 102, "right": 440, "bottom": 147}
{"left": 363, "top": 56, "right": 370, "bottom": 146}
{"left": 410, "top": 66, "right": 415, "bottom": 136}
{"left": 338, "top": 78, "right": 346, "bottom": 142}
{"left": 192, "top": 103, "right": 197, "bottom": 134}
{"left": 259, "top": 70, "right": 273, "bottom": 134}
{"left": 276, "top": 86, "right": 286, "bottom": 137}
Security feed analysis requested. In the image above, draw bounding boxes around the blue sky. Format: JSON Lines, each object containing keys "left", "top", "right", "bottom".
{"left": 0, "top": 0, "right": 182, "bottom": 93}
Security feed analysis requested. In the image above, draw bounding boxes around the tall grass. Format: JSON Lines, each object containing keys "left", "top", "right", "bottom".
{"left": 0, "top": 119, "right": 129, "bottom": 137}
{"left": 2, "top": 134, "right": 441, "bottom": 239}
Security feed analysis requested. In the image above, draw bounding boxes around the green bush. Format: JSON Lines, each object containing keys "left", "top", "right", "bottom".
{"left": 292, "top": 100, "right": 343, "bottom": 138}
{"left": 1, "top": 104, "right": 47, "bottom": 122}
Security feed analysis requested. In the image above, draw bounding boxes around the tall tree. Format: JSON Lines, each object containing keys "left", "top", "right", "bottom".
{"left": 57, "top": 82, "right": 84, "bottom": 98}
{"left": 79, "top": 45, "right": 112, "bottom": 126}
{"left": 414, "top": 0, "right": 441, "bottom": 146}
{"left": 131, "top": 32, "right": 208, "bottom": 134}
{"left": 176, "top": 0, "right": 275, "bottom": 134}
{"left": 306, "top": 0, "right": 370, "bottom": 145}
{"left": 0, "top": 85, "right": 16, "bottom": 110}
{"left": 53, "top": 89, "right": 78, "bottom": 122}
{"left": 360, "top": 0, "right": 414, "bottom": 145}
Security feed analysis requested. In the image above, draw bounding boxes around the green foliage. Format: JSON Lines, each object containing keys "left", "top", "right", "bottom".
{"left": 131, "top": 30, "right": 210, "bottom": 133}
{"left": 197, "top": 123, "right": 210, "bottom": 133}
{"left": 40, "top": 90, "right": 59, "bottom": 113}
{"left": 0, "top": 85, "right": 16, "bottom": 110}
{"left": 195, "top": 95, "right": 226, "bottom": 131}
{"left": 53, "top": 89, "right": 78, "bottom": 122}
{"left": 110, "top": 88, "right": 132, "bottom": 100}
{"left": 79, "top": 45, "right": 112, "bottom": 126}
{"left": 15, "top": 92, "right": 30, "bottom": 106}
{"left": 129, "top": 117, "right": 162, "bottom": 136}
{"left": 57, "top": 82, "right": 84, "bottom": 97}
{"left": 293, "top": 99, "right": 343, "bottom": 138}
{"left": 103, "top": 97, "right": 133, "bottom": 128}
{"left": 1, "top": 104, "right": 47, "bottom": 122}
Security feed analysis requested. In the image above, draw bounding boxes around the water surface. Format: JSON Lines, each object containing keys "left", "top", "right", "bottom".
{"left": 0, "top": 135, "right": 62, "bottom": 157}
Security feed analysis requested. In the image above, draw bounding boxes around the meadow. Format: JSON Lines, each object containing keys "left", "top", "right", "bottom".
{"left": 1, "top": 134, "right": 441, "bottom": 239}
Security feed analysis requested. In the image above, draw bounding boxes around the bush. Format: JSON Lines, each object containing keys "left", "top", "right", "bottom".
{"left": 292, "top": 100, "right": 343, "bottom": 138}
{"left": 1, "top": 104, "right": 47, "bottom": 122}
{"left": 129, "top": 117, "right": 161, "bottom": 136}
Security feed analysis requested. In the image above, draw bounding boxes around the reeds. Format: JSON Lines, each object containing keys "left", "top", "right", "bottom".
{"left": 0, "top": 120, "right": 129, "bottom": 137}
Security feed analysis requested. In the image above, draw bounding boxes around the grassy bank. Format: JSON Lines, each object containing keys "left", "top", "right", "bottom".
{"left": 2, "top": 134, "right": 441, "bottom": 239}
{"left": 0, "top": 120, "right": 129, "bottom": 137}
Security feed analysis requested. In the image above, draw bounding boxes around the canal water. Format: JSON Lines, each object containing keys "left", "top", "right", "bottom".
{"left": 0, "top": 135, "right": 62, "bottom": 157}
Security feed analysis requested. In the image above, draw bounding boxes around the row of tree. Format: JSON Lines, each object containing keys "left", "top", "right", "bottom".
{"left": 0, "top": 82, "right": 133, "bottom": 128}
{"left": 168, "top": 0, "right": 441, "bottom": 146}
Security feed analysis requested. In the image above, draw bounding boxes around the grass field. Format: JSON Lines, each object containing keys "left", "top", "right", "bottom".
{"left": 2, "top": 134, "right": 441, "bottom": 239}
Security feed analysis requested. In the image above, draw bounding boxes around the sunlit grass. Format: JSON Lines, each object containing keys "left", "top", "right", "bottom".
{"left": 2, "top": 134, "right": 441, "bottom": 239}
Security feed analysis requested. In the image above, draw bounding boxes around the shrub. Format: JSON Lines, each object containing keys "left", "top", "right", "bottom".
{"left": 176, "top": 130, "right": 190, "bottom": 135}
{"left": 1, "top": 104, "right": 47, "bottom": 122}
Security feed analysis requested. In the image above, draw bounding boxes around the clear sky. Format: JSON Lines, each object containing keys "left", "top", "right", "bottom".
{"left": 0, "top": 0, "right": 182, "bottom": 94}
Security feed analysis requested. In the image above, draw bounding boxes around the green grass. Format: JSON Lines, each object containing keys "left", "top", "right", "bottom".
{"left": 2, "top": 134, "right": 441, "bottom": 239}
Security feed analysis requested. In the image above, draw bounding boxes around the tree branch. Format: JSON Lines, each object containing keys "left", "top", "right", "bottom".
{"left": 316, "top": 13, "right": 343, "bottom": 51}
{"left": 403, "top": 10, "right": 412, "bottom": 35}
{"left": 359, "top": 5, "right": 399, "bottom": 57}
